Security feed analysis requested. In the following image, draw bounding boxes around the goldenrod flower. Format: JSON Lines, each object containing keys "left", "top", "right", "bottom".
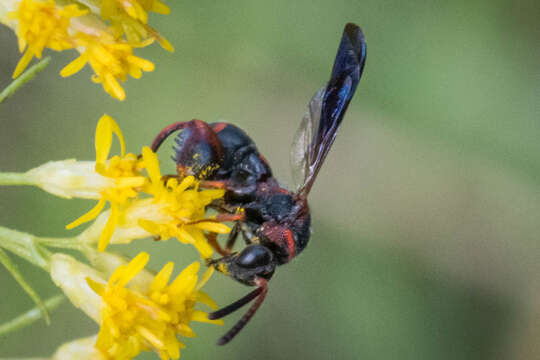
{"left": 138, "top": 147, "right": 230, "bottom": 258}
{"left": 86, "top": 252, "right": 221, "bottom": 360}
{"left": 51, "top": 252, "right": 221, "bottom": 360}
{"left": 60, "top": 33, "right": 155, "bottom": 100}
{"left": 77, "top": 161, "right": 230, "bottom": 257}
{"left": 13, "top": 114, "right": 228, "bottom": 255}
{"left": 6, "top": 0, "right": 87, "bottom": 78}
{"left": 98, "top": 0, "right": 173, "bottom": 51}
{"left": 66, "top": 114, "right": 146, "bottom": 251}
{"left": 1, "top": 0, "right": 171, "bottom": 99}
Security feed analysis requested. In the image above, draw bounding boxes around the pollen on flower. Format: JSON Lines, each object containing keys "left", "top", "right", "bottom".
{"left": 66, "top": 116, "right": 229, "bottom": 255}
{"left": 7, "top": 0, "right": 87, "bottom": 78}
{"left": 138, "top": 147, "right": 230, "bottom": 258}
{"left": 86, "top": 252, "right": 222, "bottom": 360}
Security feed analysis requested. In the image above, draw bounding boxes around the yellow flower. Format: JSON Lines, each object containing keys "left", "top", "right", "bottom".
{"left": 66, "top": 114, "right": 146, "bottom": 251}
{"left": 138, "top": 147, "right": 230, "bottom": 258}
{"left": 60, "top": 33, "right": 155, "bottom": 101}
{"left": 86, "top": 252, "right": 222, "bottom": 360}
{"left": 77, "top": 153, "right": 230, "bottom": 257}
{"left": 99, "top": 0, "right": 174, "bottom": 51}
{"left": 7, "top": 0, "right": 87, "bottom": 78}
{"left": 1, "top": 0, "right": 170, "bottom": 100}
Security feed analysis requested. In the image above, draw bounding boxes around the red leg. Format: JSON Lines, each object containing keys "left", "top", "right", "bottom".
{"left": 206, "top": 232, "right": 229, "bottom": 256}
{"left": 215, "top": 213, "right": 245, "bottom": 222}
{"left": 200, "top": 180, "right": 229, "bottom": 189}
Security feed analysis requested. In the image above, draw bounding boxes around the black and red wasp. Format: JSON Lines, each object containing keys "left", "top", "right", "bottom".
{"left": 150, "top": 23, "right": 366, "bottom": 345}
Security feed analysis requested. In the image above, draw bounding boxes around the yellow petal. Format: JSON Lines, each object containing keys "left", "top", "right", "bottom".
{"left": 117, "top": 251, "right": 149, "bottom": 286}
{"left": 156, "top": 35, "right": 174, "bottom": 53}
{"left": 60, "top": 54, "right": 88, "bottom": 77}
{"left": 193, "top": 221, "right": 230, "bottom": 234}
{"left": 104, "top": 73, "right": 126, "bottom": 101}
{"left": 98, "top": 202, "right": 119, "bottom": 251}
{"left": 86, "top": 277, "right": 106, "bottom": 296}
{"left": 66, "top": 198, "right": 107, "bottom": 229}
{"left": 151, "top": 1, "right": 170, "bottom": 14}
{"left": 196, "top": 290, "right": 218, "bottom": 310}
{"left": 95, "top": 114, "right": 126, "bottom": 164}
{"left": 127, "top": 55, "right": 154, "bottom": 72}
{"left": 141, "top": 146, "right": 162, "bottom": 186}
{"left": 12, "top": 49, "right": 35, "bottom": 78}
{"left": 150, "top": 262, "right": 174, "bottom": 292}
{"left": 196, "top": 266, "right": 214, "bottom": 291}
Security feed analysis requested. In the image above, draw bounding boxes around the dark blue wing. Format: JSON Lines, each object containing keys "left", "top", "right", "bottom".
{"left": 292, "top": 23, "right": 366, "bottom": 196}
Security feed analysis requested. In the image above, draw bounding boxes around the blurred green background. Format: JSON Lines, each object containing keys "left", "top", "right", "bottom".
{"left": 1, "top": 0, "right": 539, "bottom": 359}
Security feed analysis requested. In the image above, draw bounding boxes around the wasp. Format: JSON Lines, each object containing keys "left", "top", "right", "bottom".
{"left": 151, "top": 23, "right": 366, "bottom": 345}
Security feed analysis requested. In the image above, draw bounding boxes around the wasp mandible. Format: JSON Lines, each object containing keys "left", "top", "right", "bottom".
{"left": 151, "top": 23, "right": 366, "bottom": 345}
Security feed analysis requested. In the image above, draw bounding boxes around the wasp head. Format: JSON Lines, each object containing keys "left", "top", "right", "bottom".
{"left": 208, "top": 244, "right": 276, "bottom": 286}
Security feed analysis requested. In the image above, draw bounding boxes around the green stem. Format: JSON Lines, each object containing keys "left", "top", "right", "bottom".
{"left": 0, "top": 172, "right": 33, "bottom": 186}
{"left": 0, "top": 57, "right": 51, "bottom": 104}
{"left": 0, "top": 248, "right": 50, "bottom": 324}
{"left": 0, "top": 227, "right": 49, "bottom": 270}
{"left": 37, "top": 237, "right": 83, "bottom": 250}
{"left": 0, "top": 294, "right": 65, "bottom": 337}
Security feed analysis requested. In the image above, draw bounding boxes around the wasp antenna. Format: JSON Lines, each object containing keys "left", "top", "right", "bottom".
{"left": 216, "top": 279, "right": 268, "bottom": 345}
{"left": 151, "top": 121, "right": 195, "bottom": 152}
{"left": 208, "top": 286, "right": 263, "bottom": 320}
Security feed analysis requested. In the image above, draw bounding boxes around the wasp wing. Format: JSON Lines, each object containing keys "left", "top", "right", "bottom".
{"left": 290, "top": 23, "right": 367, "bottom": 196}
{"left": 290, "top": 87, "right": 324, "bottom": 190}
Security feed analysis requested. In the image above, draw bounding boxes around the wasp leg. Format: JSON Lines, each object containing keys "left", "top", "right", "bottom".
{"left": 208, "top": 201, "right": 241, "bottom": 216}
{"left": 225, "top": 222, "right": 241, "bottom": 251}
{"left": 215, "top": 213, "right": 245, "bottom": 222}
{"left": 209, "top": 277, "right": 268, "bottom": 345}
{"left": 200, "top": 179, "right": 230, "bottom": 189}
{"left": 206, "top": 233, "right": 229, "bottom": 257}
{"left": 206, "top": 222, "right": 240, "bottom": 256}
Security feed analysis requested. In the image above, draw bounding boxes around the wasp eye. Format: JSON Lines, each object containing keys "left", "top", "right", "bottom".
{"left": 235, "top": 245, "right": 273, "bottom": 268}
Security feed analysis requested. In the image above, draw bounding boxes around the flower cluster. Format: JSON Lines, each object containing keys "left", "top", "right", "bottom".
{"left": 28, "top": 114, "right": 230, "bottom": 254}
{"left": 0, "top": 0, "right": 173, "bottom": 100}
{"left": 0, "top": 114, "right": 231, "bottom": 359}
{"left": 51, "top": 252, "right": 222, "bottom": 360}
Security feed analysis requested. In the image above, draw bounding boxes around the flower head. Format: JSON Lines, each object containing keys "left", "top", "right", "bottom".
{"left": 137, "top": 147, "right": 230, "bottom": 258}
{"left": 7, "top": 0, "right": 87, "bottom": 78}
{"left": 51, "top": 252, "right": 222, "bottom": 360}
{"left": 85, "top": 252, "right": 221, "bottom": 360}
{"left": 66, "top": 114, "right": 146, "bottom": 251}
{"left": 60, "top": 33, "right": 155, "bottom": 100}
{"left": 1, "top": 0, "right": 171, "bottom": 99}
